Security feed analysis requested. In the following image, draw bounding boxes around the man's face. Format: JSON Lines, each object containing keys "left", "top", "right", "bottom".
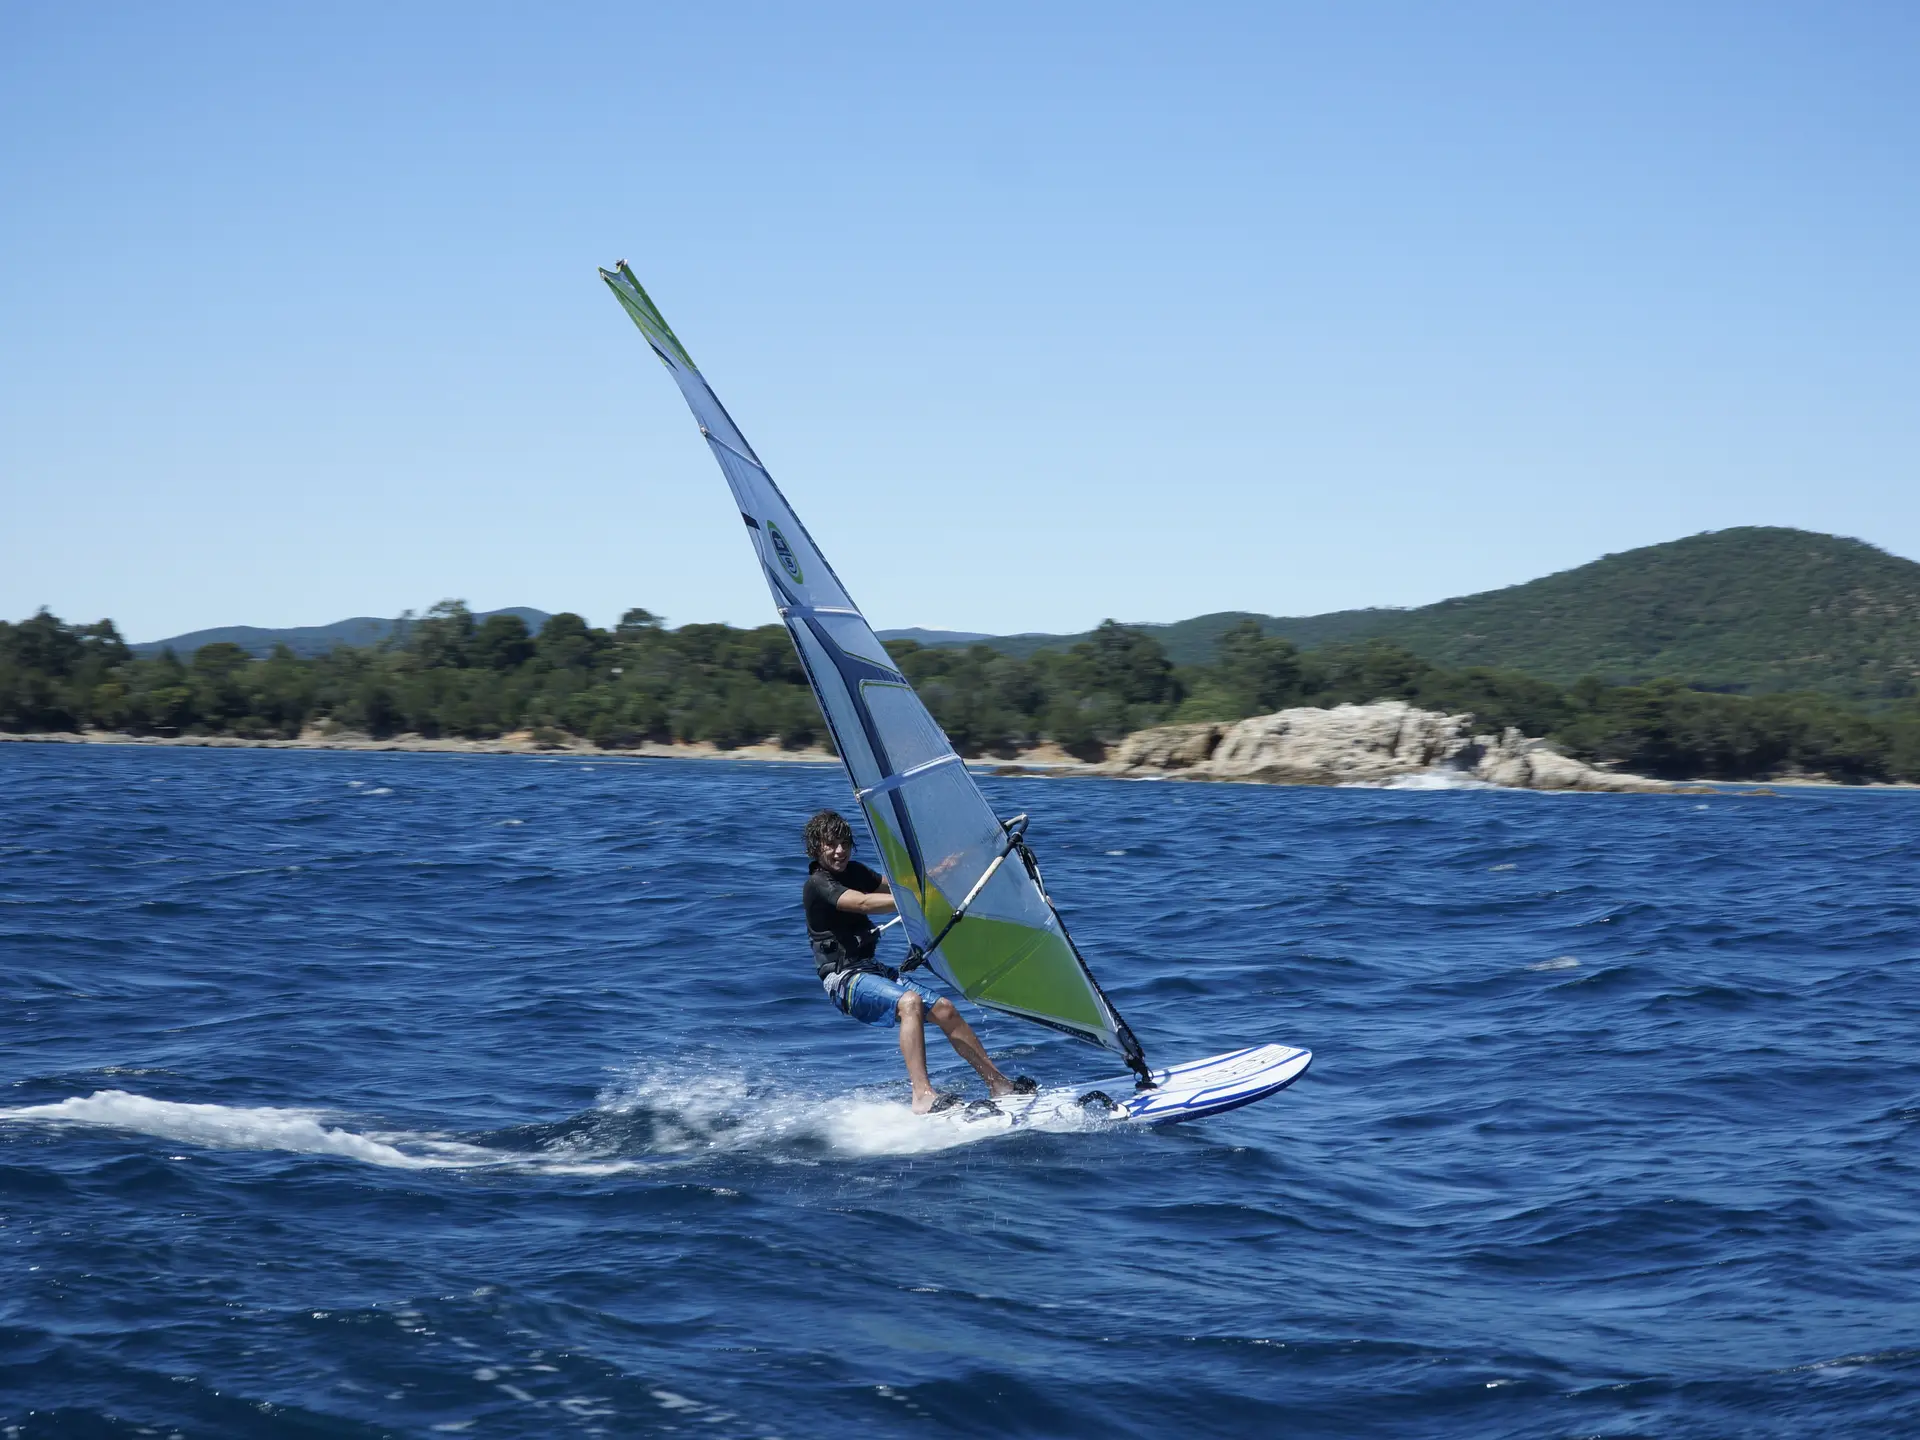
{"left": 818, "top": 834, "right": 852, "bottom": 874}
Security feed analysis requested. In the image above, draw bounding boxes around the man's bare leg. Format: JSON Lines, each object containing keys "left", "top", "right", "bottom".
{"left": 897, "top": 993, "right": 940, "bottom": 1113}
{"left": 929, "top": 998, "right": 1019, "bottom": 1097}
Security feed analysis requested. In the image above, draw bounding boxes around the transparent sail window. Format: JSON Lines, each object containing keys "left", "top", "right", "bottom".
{"left": 859, "top": 681, "right": 955, "bottom": 777}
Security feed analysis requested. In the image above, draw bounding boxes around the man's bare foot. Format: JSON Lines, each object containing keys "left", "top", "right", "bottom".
{"left": 987, "top": 1075, "right": 1038, "bottom": 1098}
{"left": 912, "top": 1087, "right": 939, "bottom": 1115}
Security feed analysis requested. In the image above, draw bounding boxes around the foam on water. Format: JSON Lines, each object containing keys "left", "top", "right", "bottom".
{"left": 1341, "top": 769, "right": 1501, "bottom": 791}
{"left": 0, "top": 1069, "right": 1101, "bottom": 1176}
{"left": 590, "top": 1065, "right": 1108, "bottom": 1159}
{"left": 0, "top": 1091, "right": 497, "bottom": 1169}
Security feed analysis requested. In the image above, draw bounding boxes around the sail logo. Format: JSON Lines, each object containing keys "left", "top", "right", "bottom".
{"left": 767, "top": 523, "right": 804, "bottom": 583}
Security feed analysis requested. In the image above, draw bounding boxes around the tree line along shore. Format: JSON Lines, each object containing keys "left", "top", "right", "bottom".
{"left": 4, "top": 602, "right": 1919, "bottom": 784}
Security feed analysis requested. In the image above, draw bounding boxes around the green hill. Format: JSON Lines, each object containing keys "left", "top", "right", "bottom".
{"left": 1320, "top": 528, "right": 1920, "bottom": 699}
{"left": 944, "top": 529, "right": 1920, "bottom": 701}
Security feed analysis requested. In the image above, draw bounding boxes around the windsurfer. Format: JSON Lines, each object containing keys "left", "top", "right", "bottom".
{"left": 802, "top": 809, "right": 1033, "bottom": 1114}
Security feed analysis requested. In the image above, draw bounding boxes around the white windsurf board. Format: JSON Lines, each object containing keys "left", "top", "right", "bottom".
{"left": 934, "top": 1043, "right": 1311, "bottom": 1129}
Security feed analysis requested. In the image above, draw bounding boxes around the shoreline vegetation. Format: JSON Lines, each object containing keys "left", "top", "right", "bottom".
{"left": 0, "top": 724, "right": 1897, "bottom": 794}
{"left": 5, "top": 601, "right": 1920, "bottom": 786}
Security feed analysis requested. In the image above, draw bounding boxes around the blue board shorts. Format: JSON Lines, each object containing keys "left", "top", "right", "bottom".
{"left": 826, "top": 971, "right": 943, "bottom": 1027}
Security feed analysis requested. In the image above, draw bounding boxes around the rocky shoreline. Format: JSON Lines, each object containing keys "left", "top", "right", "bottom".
{"left": 1084, "top": 702, "right": 1694, "bottom": 792}
{"left": 0, "top": 706, "right": 1806, "bottom": 792}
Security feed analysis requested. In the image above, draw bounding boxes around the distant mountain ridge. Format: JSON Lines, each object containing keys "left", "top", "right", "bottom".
{"left": 915, "top": 529, "right": 1920, "bottom": 703}
{"left": 125, "top": 528, "right": 1920, "bottom": 701}
{"left": 132, "top": 608, "right": 553, "bottom": 660}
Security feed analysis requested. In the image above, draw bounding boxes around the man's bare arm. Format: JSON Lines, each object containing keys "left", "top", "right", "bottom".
{"left": 834, "top": 888, "right": 896, "bottom": 916}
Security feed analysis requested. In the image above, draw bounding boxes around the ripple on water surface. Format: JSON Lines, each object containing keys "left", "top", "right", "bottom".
{"left": 3, "top": 745, "right": 1919, "bottom": 1437}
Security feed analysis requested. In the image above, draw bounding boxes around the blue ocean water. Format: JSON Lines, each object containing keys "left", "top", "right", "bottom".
{"left": 2, "top": 744, "right": 1917, "bottom": 1438}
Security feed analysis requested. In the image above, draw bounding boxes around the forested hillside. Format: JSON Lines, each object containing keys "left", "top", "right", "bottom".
{"left": 943, "top": 529, "right": 1920, "bottom": 701}
{"left": 5, "top": 602, "right": 1919, "bottom": 783}
{"left": 1330, "top": 528, "right": 1920, "bottom": 699}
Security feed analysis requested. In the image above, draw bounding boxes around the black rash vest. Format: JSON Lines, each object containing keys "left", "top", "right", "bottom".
{"left": 803, "top": 859, "right": 892, "bottom": 981}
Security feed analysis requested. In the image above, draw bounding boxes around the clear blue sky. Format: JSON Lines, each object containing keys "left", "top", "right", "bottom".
{"left": 3, "top": 2, "right": 1916, "bottom": 642}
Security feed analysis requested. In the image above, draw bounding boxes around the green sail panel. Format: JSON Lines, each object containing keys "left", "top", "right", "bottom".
{"left": 601, "top": 261, "right": 1142, "bottom": 1065}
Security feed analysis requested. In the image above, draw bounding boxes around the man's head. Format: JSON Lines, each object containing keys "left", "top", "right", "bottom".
{"left": 803, "top": 809, "right": 856, "bottom": 872}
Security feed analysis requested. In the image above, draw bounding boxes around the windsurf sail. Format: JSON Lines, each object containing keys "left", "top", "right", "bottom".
{"left": 601, "top": 262, "right": 1148, "bottom": 1080}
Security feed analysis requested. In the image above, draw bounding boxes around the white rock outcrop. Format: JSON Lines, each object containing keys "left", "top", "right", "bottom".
{"left": 1110, "top": 723, "right": 1226, "bottom": 771}
{"left": 1108, "top": 702, "right": 1675, "bottom": 792}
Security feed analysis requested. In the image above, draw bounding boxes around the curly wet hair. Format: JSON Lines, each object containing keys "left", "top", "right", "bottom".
{"left": 802, "top": 809, "right": 855, "bottom": 860}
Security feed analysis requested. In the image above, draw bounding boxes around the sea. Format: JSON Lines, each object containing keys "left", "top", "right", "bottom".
{"left": 3, "top": 744, "right": 1917, "bottom": 1438}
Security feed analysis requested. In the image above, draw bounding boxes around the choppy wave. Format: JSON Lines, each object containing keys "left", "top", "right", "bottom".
{"left": 4, "top": 743, "right": 1919, "bottom": 1438}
